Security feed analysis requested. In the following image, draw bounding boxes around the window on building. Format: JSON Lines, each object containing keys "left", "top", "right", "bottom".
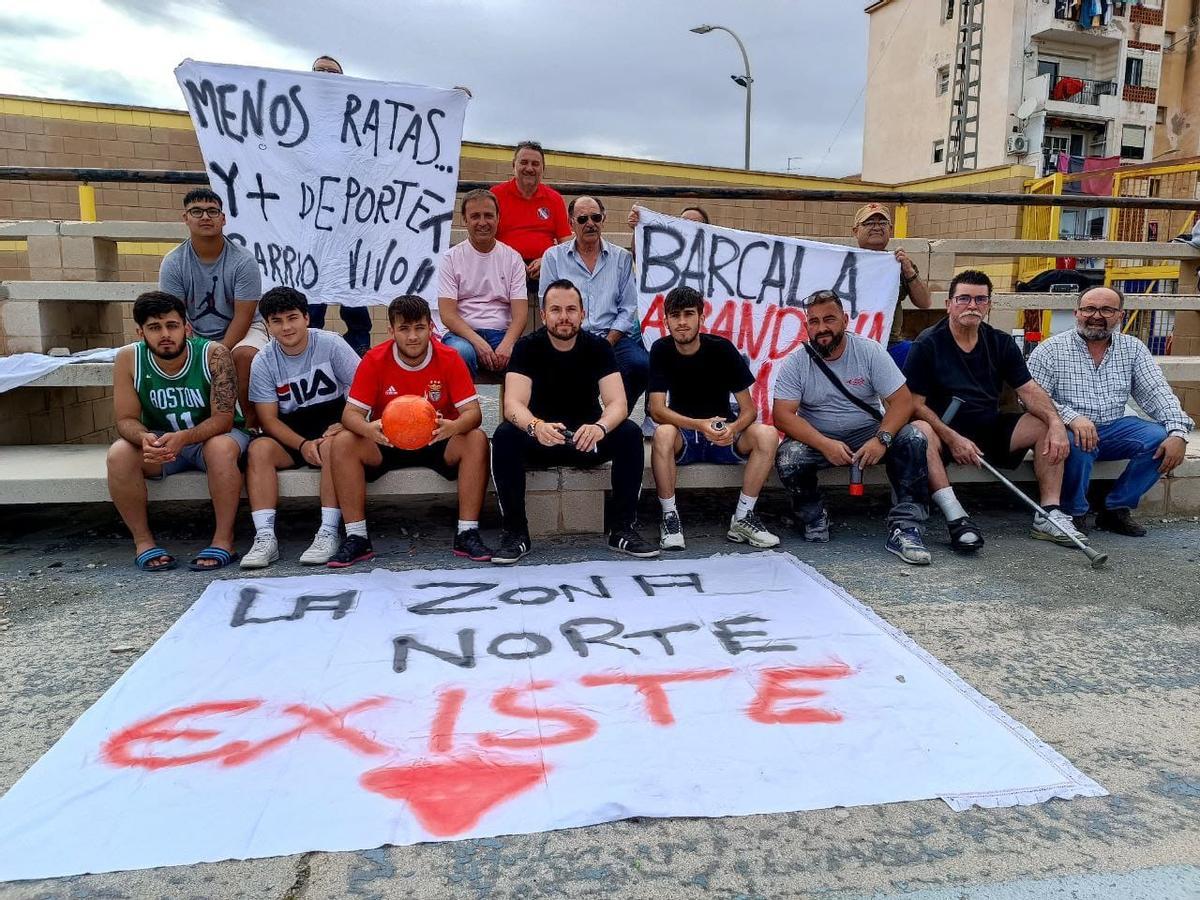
{"left": 1157, "top": 105, "right": 1168, "bottom": 124}
{"left": 945, "top": 0, "right": 955, "bottom": 22}
{"left": 1037, "top": 59, "right": 1060, "bottom": 82}
{"left": 1125, "top": 56, "right": 1144, "bottom": 86}
{"left": 932, "top": 140, "right": 945, "bottom": 164}
{"left": 1165, "top": 31, "right": 1176, "bottom": 51}
{"left": 1121, "top": 124, "right": 1147, "bottom": 159}
{"left": 936, "top": 66, "right": 950, "bottom": 96}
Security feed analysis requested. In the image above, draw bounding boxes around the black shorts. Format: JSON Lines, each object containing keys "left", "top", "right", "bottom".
{"left": 943, "top": 411, "right": 1029, "bottom": 470}
{"left": 364, "top": 439, "right": 458, "bottom": 482}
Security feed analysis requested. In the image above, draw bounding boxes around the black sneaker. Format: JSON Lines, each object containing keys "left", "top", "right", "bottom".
{"left": 326, "top": 534, "right": 375, "bottom": 568}
{"left": 1072, "top": 514, "right": 1090, "bottom": 536}
{"left": 607, "top": 527, "right": 661, "bottom": 559}
{"left": 1095, "top": 507, "right": 1147, "bottom": 537}
{"left": 453, "top": 528, "right": 493, "bottom": 562}
{"left": 491, "top": 530, "right": 531, "bottom": 565}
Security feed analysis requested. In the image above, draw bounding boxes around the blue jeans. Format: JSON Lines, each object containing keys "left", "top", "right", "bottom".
{"left": 442, "top": 328, "right": 508, "bottom": 376}
{"left": 1061, "top": 415, "right": 1168, "bottom": 515}
{"left": 308, "top": 304, "right": 372, "bottom": 356}
{"left": 610, "top": 333, "right": 650, "bottom": 413}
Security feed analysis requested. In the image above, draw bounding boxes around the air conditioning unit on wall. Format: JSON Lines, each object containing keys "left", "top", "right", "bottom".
{"left": 1007, "top": 134, "right": 1030, "bottom": 154}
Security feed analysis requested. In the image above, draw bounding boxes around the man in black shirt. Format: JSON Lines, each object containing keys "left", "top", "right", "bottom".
{"left": 491, "top": 279, "right": 658, "bottom": 564}
{"left": 904, "top": 270, "right": 1079, "bottom": 551}
{"left": 648, "top": 286, "right": 780, "bottom": 550}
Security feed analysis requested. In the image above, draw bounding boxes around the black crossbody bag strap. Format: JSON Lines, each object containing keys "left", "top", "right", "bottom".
{"left": 802, "top": 342, "right": 883, "bottom": 423}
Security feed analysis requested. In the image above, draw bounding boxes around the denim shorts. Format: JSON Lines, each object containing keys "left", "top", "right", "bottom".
{"left": 149, "top": 429, "right": 251, "bottom": 479}
{"left": 676, "top": 428, "right": 747, "bottom": 466}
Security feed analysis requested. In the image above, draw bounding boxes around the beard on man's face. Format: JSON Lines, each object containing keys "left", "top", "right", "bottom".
{"left": 1076, "top": 320, "right": 1115, "bottom": 342}
{"left": 811, "top": 330, "right": 844, "bottom": 358}
{"left": 150, "top": 340, "right": 186, "bottom": 361}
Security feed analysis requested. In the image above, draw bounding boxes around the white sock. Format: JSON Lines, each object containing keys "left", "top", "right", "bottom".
{"left": 457, "top": 520, "right": 478, "bottom": 534}
{"left": 345, "top": 520, "right": 368, "bottom": 539}
{"left": 251, "top": 508, "right": 275, "bottom": 537}
{"left": 734, "top": 492, "right": 757, "bottom": 521}
{"left": 319, "top": 507, "right": 341, "bottom": 536}
{"left": 659, "top": 495, "right": 678, "bottom": 515}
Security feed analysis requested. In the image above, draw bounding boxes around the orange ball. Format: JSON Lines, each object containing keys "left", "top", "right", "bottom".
{"left": 381, "top": 394, "right": 438, "bottom": 450}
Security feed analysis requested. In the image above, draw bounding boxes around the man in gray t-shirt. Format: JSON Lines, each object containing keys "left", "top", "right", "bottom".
{"left": 159, "top": 188, "right": 265, "bottom": 425}
{"left": 772, "top": 289, "right": 932, "bottom": 565}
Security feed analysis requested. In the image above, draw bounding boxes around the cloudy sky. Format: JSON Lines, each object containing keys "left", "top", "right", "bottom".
{"left": 0, "top": 0, "right": 869, "bottom": 177}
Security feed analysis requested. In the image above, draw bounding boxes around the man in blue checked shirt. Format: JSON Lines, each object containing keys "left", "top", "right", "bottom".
{"left": 1029, "top": 285, "right": 1194, "bottom": 537}
{"left": 538, "top": 196, "right": 648, "bottom": 413}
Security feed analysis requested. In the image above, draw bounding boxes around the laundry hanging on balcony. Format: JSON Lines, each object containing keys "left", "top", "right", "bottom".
{"left": 1050, "top": 77, "right": 1086, "bottom": 101}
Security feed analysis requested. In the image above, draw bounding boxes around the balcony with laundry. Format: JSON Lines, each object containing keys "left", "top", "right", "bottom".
{"left": 1033, "top": 0, "right": 1126, "bottom": 47}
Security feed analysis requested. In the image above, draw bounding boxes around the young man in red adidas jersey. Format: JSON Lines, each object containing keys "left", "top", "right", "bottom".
{"left": 327, "top": 295, "right": 492, "bottom": 566}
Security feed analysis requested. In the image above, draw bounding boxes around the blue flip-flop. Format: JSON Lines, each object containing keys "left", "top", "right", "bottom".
{"left": 135, "top": 547, "right": 177, "bottom": 572}
{"left": 188, "top": 546, "right": 240, "bottom": 571}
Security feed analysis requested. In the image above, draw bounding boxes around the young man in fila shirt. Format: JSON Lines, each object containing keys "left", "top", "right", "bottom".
{"left": 106, "top": 291, "right": 249, "bottom": 572}
{"left": 327, "top": 294, "right": 492, "bottom": 566}
{"left": 648, "top": 286, "right": 781, "bottom": 550}
{"left": 241, "top": 287, "right": 362, "bottom": 569}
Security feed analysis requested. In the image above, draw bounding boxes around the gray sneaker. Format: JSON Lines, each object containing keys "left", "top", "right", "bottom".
{"left": 660, "top": 511, "right": 686, "bottom": 550}
{"left": 727, "top": 512, "right": 780, "bottom": 549}
{"left": 802, "top": 510, "right": 831, "bottom": 543}
{"left": 1031, "top": 508, "right": 1088, "bottom": 545}
{"left": 886, "top": 527, "right": 931, "bottom": 566}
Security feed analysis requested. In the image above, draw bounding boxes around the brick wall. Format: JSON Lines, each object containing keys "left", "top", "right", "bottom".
{"left": 1130, "top": 4, "right": 1164, "bottom": 26}
{"left": 0, "top": 385, "right": 114, "bottom": 446}
{"left": 1124, "top": 84, "right": 1158, "bottom": 104}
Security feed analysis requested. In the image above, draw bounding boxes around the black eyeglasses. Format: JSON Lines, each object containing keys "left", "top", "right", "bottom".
{"left": 574, "top": 213, "right": 604, "bottom": 224}
{"left": 186, "top": 207, "right": 222, "bottom": 219}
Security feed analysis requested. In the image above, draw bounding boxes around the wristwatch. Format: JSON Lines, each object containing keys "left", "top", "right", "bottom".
{"left": 903, "top": 265, "right": 920, "bottom": 284}
{"left": 876, "top": 430, "right": 893, "bottom": 448}
{"left": 526, "top": 418, "right": 541, "bottom": 437}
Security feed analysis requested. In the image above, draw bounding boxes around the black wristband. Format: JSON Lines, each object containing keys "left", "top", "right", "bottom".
{"left": 298, "top": 439, "right": 309, "bottom": 453}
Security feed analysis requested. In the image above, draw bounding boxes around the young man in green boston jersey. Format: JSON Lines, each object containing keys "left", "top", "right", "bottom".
{"left": 106, "top": 292, "right": 249, "bottom": 571}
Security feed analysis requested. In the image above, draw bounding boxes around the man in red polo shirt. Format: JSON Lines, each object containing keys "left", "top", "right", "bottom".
{"left": 491, "top": 140, "right": 572, "bottom": 290}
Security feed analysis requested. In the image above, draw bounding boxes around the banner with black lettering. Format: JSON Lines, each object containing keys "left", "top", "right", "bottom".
{"left": 634, "top": 209, "right": 901, "bottom": 422}
{"left": 0, "top": 555, "right": 1104, "bottom": 881}
{"left": 175, "top": 59, "right": 467, "bottom": 307}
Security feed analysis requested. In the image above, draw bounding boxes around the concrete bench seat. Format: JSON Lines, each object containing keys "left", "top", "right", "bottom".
{"left": 3, "top": 437, "right": 1198, "bottom": 534}
{"left": 17, "top": 357, "right": 1200, "bottom": 390}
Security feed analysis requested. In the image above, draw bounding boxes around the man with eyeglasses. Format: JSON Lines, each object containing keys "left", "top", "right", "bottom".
{"left": 538, "top": 196, "right": 648, "bottom": 413}
{"left": 851, "top": 203, "right": 931, "bottom": 368}
{"left": 904, "top": 270, "right": 1080, "bottom": 551}
{"left": 1029, "top": 285, "right": 1193, "bottom": 536}
{"left": 159, "top": 188, "right": 264, "bottom": 426}
{"left": 773, "top": 289, "right": 933, "bottom": 565}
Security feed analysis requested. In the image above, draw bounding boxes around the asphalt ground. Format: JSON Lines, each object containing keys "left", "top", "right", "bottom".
{"left": 0, "top": 485, "right": 1198, "bottom": 900}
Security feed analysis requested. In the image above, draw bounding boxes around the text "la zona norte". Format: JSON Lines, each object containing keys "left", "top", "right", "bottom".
{"left": 101, "top": 663, "right": 854, "bottom": 771}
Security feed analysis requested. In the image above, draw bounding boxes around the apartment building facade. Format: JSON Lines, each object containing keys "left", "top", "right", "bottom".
{"left": 862, "top": 0, "right": 1169, "bottom": 187}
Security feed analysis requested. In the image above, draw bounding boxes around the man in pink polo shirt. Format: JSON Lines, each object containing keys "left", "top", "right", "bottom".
{"left": 491, "top": 140, "right": 572, "bottom": 289}
{"left": 438, "top": 189, "right": 528, "bottom": 375}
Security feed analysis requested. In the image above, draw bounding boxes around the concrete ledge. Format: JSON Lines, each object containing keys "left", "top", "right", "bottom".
{"left": 4, "top": 439, "right": 1199, "bottom": 531}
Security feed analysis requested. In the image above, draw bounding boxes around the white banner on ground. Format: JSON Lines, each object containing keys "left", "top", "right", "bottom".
{"left": 174, "top": 60, "right": 467, "bottom": 307}
{"left": 0, "top": 554, "right": 1104, "bottom": 882}
{"left": 634, "top": 209, "right": 901, "bottom": 422}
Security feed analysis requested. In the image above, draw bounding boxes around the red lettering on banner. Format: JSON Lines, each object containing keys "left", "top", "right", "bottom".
{"left": 361, "top": 755, "right": 546, "bottom": 837}
{"left": 640, "top": 293, "right": 666, "bottom": 338}
{"left": 769, "top": 307, "right": 807, "bottom": 359}
{"left": 478, "top": 680, "right": 598, "bottom": 749}
{"left": 746, "top": 664, "right": 853, "bottom": 725}
{"left": 101, "top": 699, "right": 264, "bottom": 770}
{"left": 220, "top": 698, "right": 390, "bottom": 765}
{"left": 737, "top": 303, "right": 775, "bottom": 360}
{"left": 709, "top": 299, "right": 736, "bottom": 342}
{"left": 579, "top": 669, "right": 734, "bottom": 725}
{"left": 429, "top": 687, "right": 466, "bottom": 754}
{"left": 852, "top": 311, "right": 886, "bottom": 342}
{"left": 752, "top": 361, "right": 774, "bottom": 426}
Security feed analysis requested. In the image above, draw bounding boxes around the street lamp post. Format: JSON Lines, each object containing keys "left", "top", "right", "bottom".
{"left": 690, "top": 24, "right": 753, "bottom": 170}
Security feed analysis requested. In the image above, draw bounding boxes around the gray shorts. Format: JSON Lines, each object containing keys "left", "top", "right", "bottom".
{"left": 150, "top": 429, "right": 251, "bottom": 479}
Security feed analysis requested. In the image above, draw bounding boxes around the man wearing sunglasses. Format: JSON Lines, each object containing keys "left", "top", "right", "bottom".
{"left": 904, "top": 270, "right": 1080, "bottom": 552}
{"left": 851, "top": 203, "right": 931, "bottom": 368}
{"left": 538, "top": 196, "right": 648, "bottom": 414}
{"left": 159, "top": 188, "right": 264, "bottom": 426}
{"left": 1029, "top": 286, "right": 1193, "bottom": 537}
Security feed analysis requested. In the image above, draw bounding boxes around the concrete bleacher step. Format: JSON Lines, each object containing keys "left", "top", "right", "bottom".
{"left": 3, "top": 439, "right": 1198, "bottom": 534}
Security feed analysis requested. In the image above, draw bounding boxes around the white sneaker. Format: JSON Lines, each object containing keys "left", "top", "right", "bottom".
{"left": 727, "top": 512, "right": 780, "bottom": 549}
{"left": 240, "top": 533, "right": 279, "bottom": 569}
{"left": 1031, "top": 508, "right": 1088, "bottom": 545}
{"left": 300, "top": 530, "right": 339, "bottom": 565}
{"left": 659, "top": 511, "right": 686, "bottom": 550}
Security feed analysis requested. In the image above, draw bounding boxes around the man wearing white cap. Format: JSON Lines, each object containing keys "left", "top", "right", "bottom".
{"left": 852, "top": 203, "right": 931, "bottom": 368}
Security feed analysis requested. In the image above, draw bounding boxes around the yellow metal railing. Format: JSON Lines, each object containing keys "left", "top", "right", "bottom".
{"left": 1018, "top": 173, "right": 1063, "bottom": 283}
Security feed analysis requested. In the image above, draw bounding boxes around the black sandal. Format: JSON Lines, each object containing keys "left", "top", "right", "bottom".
{"left": 947, "top": 516, "right": 984, "bottom": 553}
